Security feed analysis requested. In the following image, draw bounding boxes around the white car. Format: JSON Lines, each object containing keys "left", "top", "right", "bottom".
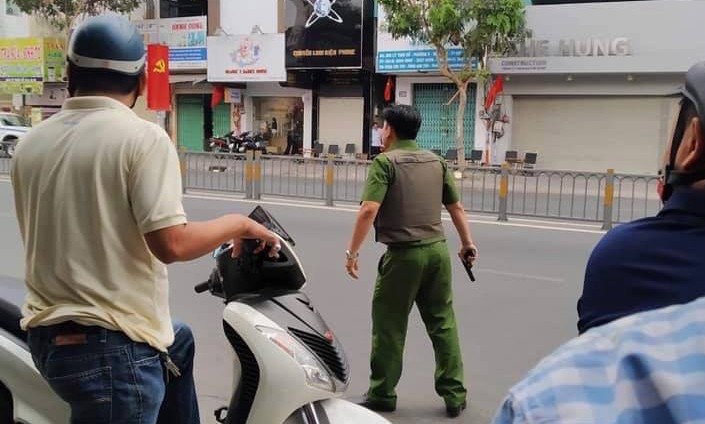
{"left": 0, "top": 113, "right": 30, "bottom": 158}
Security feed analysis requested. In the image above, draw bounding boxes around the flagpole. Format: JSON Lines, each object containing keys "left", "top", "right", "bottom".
{"left": 155, "top": 3, "right": 167, "bottom": 131}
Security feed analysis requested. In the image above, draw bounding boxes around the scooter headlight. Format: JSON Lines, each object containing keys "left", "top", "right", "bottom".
{"left": 256, "top": 326, "right": 335, "bottom": 392}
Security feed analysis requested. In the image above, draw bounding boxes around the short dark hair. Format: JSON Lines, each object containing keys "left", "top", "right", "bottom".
{"left": 382, "top": 105, "right": 422, "bottom": 140}
{"left": 67, "top": 63, "right": 142, "bottom": 96}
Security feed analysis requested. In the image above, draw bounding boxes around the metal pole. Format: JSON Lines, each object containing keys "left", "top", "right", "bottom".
{"left": 179, "top": 148, "right": 187, "bottom": 194}
{"left": 245, "top": 150, "right": 254, "bottom": 199}
{"left": 602, "top": 168, "right": 615, "bottom": 230}
{"left": 325, "top": 155, "right": 335, "bottom": 207}
{"left": 498, "top": 163, "right": 509, "bottom": 222}
{"left": 253, "top": 150, "right": 262, "bottom": 200}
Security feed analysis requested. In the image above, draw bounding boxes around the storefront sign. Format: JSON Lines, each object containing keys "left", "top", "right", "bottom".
{"left": 0, "top": 38, "right": 44, "bottom": 94}
{"left": 496, "top": 38, "right": 632, "bottom": 73}
{"left": 207, "top": 34, "right": 286, "bottom": 82}
{"left": 285, "top": 0, "right": 364, "bottom": 69}
{"left": 134, "top": 16, "right": 207, "bottom": 70}
{"left": 376, "top": 6, "right": 473, "bottom": 73}
{"left": 228, "top": 88, "right": 242, "bottom": 104}
{"left": 378, "top": 48, "right": 471, "bottom": 73}
{"left": 43, "top": 38, "right": 66, "bottom": 83}
{"left": 489, "top": 1, "right": 705, "bottom": 75}
{"left": 512, "top": 38, "right": 631, "bottom": 58}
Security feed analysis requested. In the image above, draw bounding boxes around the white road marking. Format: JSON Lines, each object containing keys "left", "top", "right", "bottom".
{"left": 184, "top": 192, "right": 607, "bottom": 235}
{"left": 478, "top": 268, "right": 565, "bottom": 283}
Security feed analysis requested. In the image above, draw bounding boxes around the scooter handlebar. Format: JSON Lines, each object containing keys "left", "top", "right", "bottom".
{"left": 194, "top": 281, "right": 211, "bottom": 294}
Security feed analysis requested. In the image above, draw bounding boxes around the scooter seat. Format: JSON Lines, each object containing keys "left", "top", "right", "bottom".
{"left": 0, "top": 298, "right": 26, "bottom": 343}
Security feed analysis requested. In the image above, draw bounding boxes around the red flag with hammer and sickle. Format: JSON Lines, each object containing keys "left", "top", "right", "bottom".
{"left": 147, "top": 44, "right": 171, "bottom": 111}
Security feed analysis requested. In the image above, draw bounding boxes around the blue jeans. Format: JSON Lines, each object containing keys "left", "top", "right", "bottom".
{"left": 28, "top": 321, "right": 200, "bottom": 424}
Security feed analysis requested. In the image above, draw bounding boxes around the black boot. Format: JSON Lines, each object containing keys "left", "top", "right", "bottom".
{"left": 446, "top": 400, "right": 467, "bottom": 418}
{"left": 352, "top": 395, "right": 396, "bottom": 413}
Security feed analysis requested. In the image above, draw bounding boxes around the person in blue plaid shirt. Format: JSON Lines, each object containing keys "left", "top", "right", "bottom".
{"left": 492, "top": 296, "right": 705, "bottom": 423}
{"left": 494, "top": 61, "right": 705, "bottom": 424}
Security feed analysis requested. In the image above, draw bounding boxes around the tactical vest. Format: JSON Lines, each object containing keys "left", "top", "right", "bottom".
{"left": 375, "top": 149, "right": 445, "bottom": 244}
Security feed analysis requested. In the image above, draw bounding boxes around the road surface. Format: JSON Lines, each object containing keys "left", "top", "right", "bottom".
{"left": 0, "top": 179, "right": 604, "bottom": 423}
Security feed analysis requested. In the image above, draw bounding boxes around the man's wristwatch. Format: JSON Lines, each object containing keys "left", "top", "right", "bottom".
{"left": 345, "top": 250, "right": 359, "bottom": 260}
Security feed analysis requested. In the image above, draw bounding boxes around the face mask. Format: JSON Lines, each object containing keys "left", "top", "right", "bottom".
{"left": 656, "top": 178, "right": 667, "bottom": 203}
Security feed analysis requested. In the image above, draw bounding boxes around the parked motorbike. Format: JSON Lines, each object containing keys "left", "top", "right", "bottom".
{"left": 209, "top": 131, "right": 238, "bottom": 157}
{"left": 0, "top": 206, "right": 390, "bottom": 424}
{"left": 234, "top": 132, "right": 267, "bottom": 155}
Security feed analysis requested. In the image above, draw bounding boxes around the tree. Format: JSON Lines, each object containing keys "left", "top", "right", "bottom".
{"left": 14, "top": 0, "right": 143, "bottom": 37}
{"left": 378, "top": 0, "right": 526, "bottom": 165}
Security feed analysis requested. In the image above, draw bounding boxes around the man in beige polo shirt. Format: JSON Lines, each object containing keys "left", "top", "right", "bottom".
{"left": 11, "top": 16, "right": 279, "bottom": 424}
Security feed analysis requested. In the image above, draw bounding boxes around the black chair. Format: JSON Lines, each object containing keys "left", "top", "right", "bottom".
{"left": 523, "top": 152, "right": 538, "bottom": 169}
{"left": 521, "top": 152, "right": 538, "bottom": 176}
{"left": 469, "top": 149, "right": 483, "bottom": 164}
{"left": 444, "top": 149, "right": 458, "bottom": 162}
{"left": 312, "top": 142, "right": 324, "bottom": 157}
{"left": 344, "top": 143, "right": 356, "bottom": 156}
{"left": 505, "top": 150, "right": 518, "bottom": 163}
{"left": 328, "top": 144, "right": 340, "bottom": 156}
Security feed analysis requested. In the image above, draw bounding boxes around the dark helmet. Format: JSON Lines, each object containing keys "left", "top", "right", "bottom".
{"left": 68, "top": 15, "right": 145, "bottom": 75}
{"left": 662, "top": 61, "right": 705, "bottom": 201}
{"left": 214, "top": 237, "right": 307, "bottom": 300}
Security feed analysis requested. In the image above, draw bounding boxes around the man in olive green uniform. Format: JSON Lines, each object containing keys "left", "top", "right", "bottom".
{"left": 345, "top": 105, "right": 478, "bottom": 418}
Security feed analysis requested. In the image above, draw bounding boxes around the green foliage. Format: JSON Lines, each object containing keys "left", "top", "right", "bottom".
{"left": 379, "top": 0, "right": 527, "bottom": 162}
{"left": 13, "top": 0, "right": 142, "bottom": 31}
{"left": 378, "top": 0, "right": 527, "bottom": 82}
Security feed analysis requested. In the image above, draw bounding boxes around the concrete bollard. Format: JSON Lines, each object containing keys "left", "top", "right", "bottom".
{"left": 498, "top": 163, "right": 509, "bottom": 222}
{"left": 245, "top": 150, "right": 254, "bottom": 199}
{"left": 253, "top": 150, "right": 262, "bottom": 200}
{"left": 179, "top": 148, "right": 187, "bottom": 194}
{"left": 602, "top": 169, "right": 615, "bottom": 231}
{"left": 325, "top": 155, "right": 335, "bottom": 207}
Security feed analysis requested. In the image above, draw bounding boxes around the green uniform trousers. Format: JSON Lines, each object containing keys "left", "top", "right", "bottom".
{"left": 368, "top": 240, "right": 467, "bottom": 408}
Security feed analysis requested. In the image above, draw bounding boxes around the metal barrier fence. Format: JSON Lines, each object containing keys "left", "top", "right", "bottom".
{"left": 179, "top": 151, "right": 662, "bottom": 228}
{"left": 0, "top": 158, "right": 9, "bottom": 175}
{"left": 0, "top": 151, "right": 659, "bottom": 228}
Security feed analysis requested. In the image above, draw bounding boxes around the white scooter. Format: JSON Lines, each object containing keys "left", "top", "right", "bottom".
{"left": 0, "top": 206, "right": 390, "bottom": 424}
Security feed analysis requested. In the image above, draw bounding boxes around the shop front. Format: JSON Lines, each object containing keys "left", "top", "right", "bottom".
{"left": 135, "top": 15, "right": 209, "bottom": 148}
{"left": 489, "top": 0, "right": 705, "bottom": 174}
{"left": 285, "top": 0, "right": 374, "bottom": 156}
{"left": 206, "top": 32, "right": 311, "bottom": 154}
{"left": 376, "top": 6, "right": 483, "bottom": 158}
{"left": 0, "top": 37, "right": 67, "bottom": 120}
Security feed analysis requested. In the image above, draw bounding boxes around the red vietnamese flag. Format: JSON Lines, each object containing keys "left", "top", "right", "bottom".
{"left": 483, "top": 75, "right": 504, "bottom": 111}
{"left": 147, "top": 44, "right": 171, "bottom": 111}
{"left": 211, "top": 85, "right": 224, "bottom": 108}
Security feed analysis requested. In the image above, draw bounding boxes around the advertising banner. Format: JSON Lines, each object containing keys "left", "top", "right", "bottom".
{"left": 43, "top": 38, "right": 66, "bottom": 83}
{"left": 207, "top": 34, "right": 286, "bottom": 82}
{"left": 0, "top": 37, "right": 43, "bottom": 94}
{"left": 147, "top": 44, "right": 171, "bottom": 110}
{"left": 376, "top": 6, "right": 470, "bottom": 73}
{"left": 285, "top": 0, "right": 363, "bottom": 69}
{"left": 135, "top": 16, "right": 207, "bottom": 70}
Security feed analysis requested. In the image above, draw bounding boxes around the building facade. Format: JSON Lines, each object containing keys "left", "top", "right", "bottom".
{"left": 0, "top": 0, "right": 28, "bottom": 110}
{"left": 378, "top": 0, "right": 705, "bottom": 174}
{"left": 489, "top": 0, "right": 705, "bottom": 174}
{"left": 146, "top": 0, "right": 377, "bottom": 156}
{"left": 376, "top": 4, "right": 485, "bottom": 158}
